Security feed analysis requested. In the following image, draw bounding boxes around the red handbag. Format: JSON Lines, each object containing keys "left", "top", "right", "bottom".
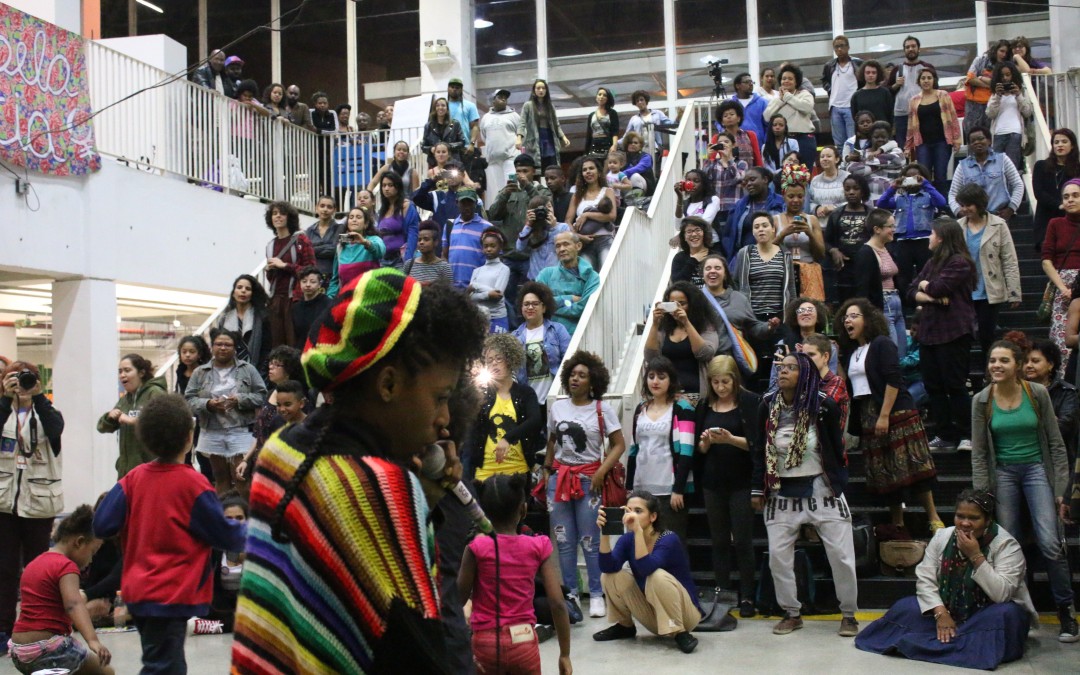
{"left": 596, "top": 401, "right": 627, "bottom": 507}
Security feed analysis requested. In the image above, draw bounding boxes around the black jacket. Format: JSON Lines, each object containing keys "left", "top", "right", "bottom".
{"left": 839, "top": 335, "right": 915, "bottom": 435}
{"left": 191, "top": 64, "right": 238, "bottom": 99}
{"left": 1048, "top": 378, "right": 1079, "bottom": 451}
{"left": 1032, "top": 159, "right": 1078, "bottom": 247}
{"left": 853, "top": 244, "right": 885, "bottom": 310}
{"left": 422, "top": 120, "right": 466, "bottom": 163}
{"left": 584, "top": 109, "right": 620, "bottom": 153}
{"left": 465, "top": 382, "right": 543, "bottom": 477}
{"left": 821, "top": 56, "right": 864, "bottom": 96}
{"left": 694, "top": 389, "right": 762, "bottom": 489}
{"left": 752, "top": 393, "right": 847, "bottom": 498}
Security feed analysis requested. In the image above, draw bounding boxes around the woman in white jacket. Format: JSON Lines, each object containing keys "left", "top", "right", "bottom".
{"left": 764, "top": 64, "right": 817, "bottom": 167}
{"left": 855, "top": 489, "right": 1037, "bottom": 670}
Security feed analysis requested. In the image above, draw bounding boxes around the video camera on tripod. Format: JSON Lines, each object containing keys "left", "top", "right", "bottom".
{"left": 706, "top": 57, "right": 729, "bottom": 97}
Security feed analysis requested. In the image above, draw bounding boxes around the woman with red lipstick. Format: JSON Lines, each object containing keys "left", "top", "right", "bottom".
{"left": 970, "top": 339, "right": 1079, "bottom": 640}
{"left": 856, "top": 489, "right": 1038, "bottom": 669}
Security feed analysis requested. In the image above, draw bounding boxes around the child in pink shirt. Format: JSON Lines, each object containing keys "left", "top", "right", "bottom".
{"left": 458, "top": 474, "right": 572, "bottom": 675}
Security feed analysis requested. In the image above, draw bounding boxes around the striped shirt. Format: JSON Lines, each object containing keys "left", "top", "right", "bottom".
{"left": 747, "top": 246, "right": 786, "bottom": 316}
{"left": 447, "top": 216, "right": 491, "bottom": 288}
{"left": 404, "top": 257, "right": 454, "bottom": 286}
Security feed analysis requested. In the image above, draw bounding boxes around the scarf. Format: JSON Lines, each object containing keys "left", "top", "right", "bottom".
{"left": 938, "top": 523, "right": 999, "bottom": 623}
{"left": 763, "top": 394, "right": 812, "bottom": 492}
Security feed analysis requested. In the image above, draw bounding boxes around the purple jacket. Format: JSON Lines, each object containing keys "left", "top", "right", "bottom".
{"left": 908, "top": 255, "right": 976, "bottom": 345}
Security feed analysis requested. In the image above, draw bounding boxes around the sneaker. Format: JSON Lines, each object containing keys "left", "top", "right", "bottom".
{"left": 565, "top": 594, "right": 583, "bottom": 624}
{"left": 739, "top": 599, "right": 757, "bottom": 618}
{"left": 188, "top": 618, "right": 224, "bottom": 636}
{"left": 589, "top": 596, "right": 606, "bottom": 618}
{"left": 927, "top": 436, "right": 955, "bottom": 450}
{"left": 957, "top": 438, "right": 972, "bottom": 452}
{"left": 593, "top": 623, "right": 637, "bottom": 642}
{"left": 838, "top": 616, "right": 859, "bottom": 637}
{"left": 534, "top": 624, "right": 555, "bottom": 644}
{"left": 674, "top": 631, "right": 699, "bottom": 654}
{"left": 773, "top": 615, "right": 803, "bottom": 635}
{"left": 1058, "top": 605, "right": 1080, "bottom": 643}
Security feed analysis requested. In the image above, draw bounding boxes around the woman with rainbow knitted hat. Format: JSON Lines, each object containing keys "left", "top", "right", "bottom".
{"left": 231, "top": 269, "right": 488, "bottom": 674}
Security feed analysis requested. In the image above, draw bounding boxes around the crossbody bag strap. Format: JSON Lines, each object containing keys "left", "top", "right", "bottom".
{"left": 596, "top": 399, "right": 607, "bottom": 460}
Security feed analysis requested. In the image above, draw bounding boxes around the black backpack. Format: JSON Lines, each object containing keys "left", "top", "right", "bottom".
{"left": 756, "top": 549, "right": 816, "bottom": 617}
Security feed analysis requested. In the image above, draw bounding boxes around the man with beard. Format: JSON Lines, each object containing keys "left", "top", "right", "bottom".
{"left": 283, "top": 84, "right": 314, "bottom": 130}
{"left": 886, "top": 36, "right": 935, "bottom": 147}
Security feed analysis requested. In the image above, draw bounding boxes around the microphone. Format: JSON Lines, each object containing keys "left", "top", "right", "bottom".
{"left": 419, "top": 444, "right": 493, "bottom": 535}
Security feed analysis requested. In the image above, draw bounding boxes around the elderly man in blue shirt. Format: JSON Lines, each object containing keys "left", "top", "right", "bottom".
{"left": 948, "top": 126, "right": 1024, "bottom": 221}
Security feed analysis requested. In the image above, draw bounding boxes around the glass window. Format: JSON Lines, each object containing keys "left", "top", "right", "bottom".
{"left": 990, "top": 0, "right": 1047, "bottom": 16}
{"left": 844, "top": 0, "right": 973, "bottom": 29}
{"left": 758, "top": 0, "right": 830, "bottom": 38}
{"left": 100, "top": 0, "right": 129, "bottom": 39}
{"left": 358, "top": 0, "right": 420, "bottom": 85}
{"left": 476, "top": 0, "right": 536, "bottom": 65}
{"left": 281, "top": 0, "right": 347, "bottom": 104}
{"left": 676, "top": 0, "right": 747, "bottom": 46}
{"left": 547, "top": 0, "right": 663, "bottom": 58}
{"left": 206, "top": 0, "right": 273, "bottom": 96}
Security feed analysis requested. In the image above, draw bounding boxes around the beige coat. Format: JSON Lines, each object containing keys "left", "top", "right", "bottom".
{"left": 958, "top": 213, "right": 1021, "bottom": 305}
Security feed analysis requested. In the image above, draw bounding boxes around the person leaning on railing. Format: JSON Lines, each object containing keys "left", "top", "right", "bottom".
{"left": 1032, "top": 129, "right": 1080, "bottom": 252}
{"left": 1011, "top": 36, "right": 1052, "bottom": 75}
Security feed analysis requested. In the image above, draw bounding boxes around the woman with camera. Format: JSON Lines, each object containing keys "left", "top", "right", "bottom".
{"left": 986, "top": 62, "right": 1033, "bottom": 177}
{"left": 516, "top": 196, "right": 570, "bottom": 281}
{"left": 773, "top": 164, "right": 827, "bottom": 301}
{"left": 0, "top": 362, "right": 65, "bottom": 649}
{"left": 327, "top": 206, "right": 386, "bottom": 299}
{"left": 674, "top": 169, "right": 721, "bottom": 231}
{"left": 644, "top": 282, "right": 719, "bottom": 402}
{"left": 703, "top": 132, "right": 748, "bottom": 229}
{"left": 96, "top": 353, "right": 168, "bottom": 479}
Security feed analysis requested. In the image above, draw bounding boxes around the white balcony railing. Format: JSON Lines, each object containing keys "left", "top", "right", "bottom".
{"left": 85, "top": 41, "right": 427, "bottom": 215}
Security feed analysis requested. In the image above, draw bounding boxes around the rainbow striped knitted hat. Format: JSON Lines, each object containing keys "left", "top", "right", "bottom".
{"left": 302, "top": 268, "right": 421, "bottom": 392}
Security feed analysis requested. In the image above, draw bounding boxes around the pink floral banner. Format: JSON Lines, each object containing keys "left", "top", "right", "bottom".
{"left": 0, "top": 4, "right": 101, "bottom": 175}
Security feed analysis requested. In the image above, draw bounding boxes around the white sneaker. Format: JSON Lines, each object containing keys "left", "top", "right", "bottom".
{"left": 957, "top": 439, "right": 972, "bottom": 452}
{"left": 187, "top": 618, "right": 224, "bottom": 635}
{"left": 589, "top": 596, "right": 606, "bottom": 618}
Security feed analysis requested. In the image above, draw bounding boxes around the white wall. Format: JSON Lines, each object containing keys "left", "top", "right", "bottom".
{"left": 4, "top": 0, "right": 80, "bottom": 33}
{"left": 0, "top": 160, "right": 270, "bottom": 295}
{"left": 96, "top": 35, "right": 188, "bottom": 75}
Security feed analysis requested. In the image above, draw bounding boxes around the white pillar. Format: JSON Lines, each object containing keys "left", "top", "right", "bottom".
{"left": 830, "top": 0, "right": 843, "bottom": 38}
{"left": 535, "top": 0, "right": 548, "bottom": 81}
{"left": 664, "top": 0, "right": 676, "bottom": 112}
{"left": 0, "top": 327, "right": 16, "bottom": 361}
{"left": 346, "top": 0, "right": 359, "bottom": 112}
{"left": 270, "top": 0, "right": 282, "bottom": 85}
{"left": 419, "top": 0, "right": 472, "bottom": 96}
{"left": 51, "top": 279, "right": 120, "bottom": 508}
{"left": 1050, "top": 0, "right": 1080, "bottom": 70}
{"left": 975, "top": 1, "right": 988, "bottom": 58}
{"left": 746, "top": 0, "right": 760, "bottom": 93}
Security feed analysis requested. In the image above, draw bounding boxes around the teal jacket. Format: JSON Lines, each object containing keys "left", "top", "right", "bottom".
{"left": 535, "top": 258, "right": 600, "bottom": 335}
{"left": 327, "top": 237, "right": 387, "bottom": 299}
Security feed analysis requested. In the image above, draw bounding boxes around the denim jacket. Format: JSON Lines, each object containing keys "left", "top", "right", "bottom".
{"left": 876, "top": 182, "right": 946, "bottom": 239}
{"left": 512, "top": 320, "right": 571, "bottom": 390}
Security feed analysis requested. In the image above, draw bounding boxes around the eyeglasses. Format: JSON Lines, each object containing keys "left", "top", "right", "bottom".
{"left": 775, "top": 364, "right": 799, "bottom": 373}
{"left": 522, "top": 301, "right": 542, "bottom": 308}
{"left": 795, "top": 307, "right": 816, "bottom": 315}
{"left": 484, "top": 356, "right": 506, "bottom": 366}
{"left": 844, "top": 313, "right": 863, "bottom": 321}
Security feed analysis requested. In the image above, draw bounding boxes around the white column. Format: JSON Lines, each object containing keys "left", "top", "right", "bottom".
{"left": 664, "top": 0, "right": 676, "bottom": 113}
{"left": 535, "top": 0, "right": 549, "bottom": 80}
{"left": 346, "top": 0, "right": 359, "bottom": 112}
{"left": 746, "top": 0, "right": 760, "bottom": 92}
{"left": 0, "top": 327, "right": 16, "bottom": 361}
{"left": 831, "top": 0, "right": 843, "bottom": 37}
{"left": 975, "top": 1, "right": 988, "bottom": 58}
{"left": 51, "top": 279, "right": 120, "bottom": 508}
{"left": 1050, "top": 0, "right": 1080, "bottom": 70}
{"left": 198, "top": 0, "right": 207, "bottom": 62}
{"left": 270, "top": 0, "right": 282, "bottom": 85}
{"left": 418, "top": 0, "right": 472, "bottom": 95}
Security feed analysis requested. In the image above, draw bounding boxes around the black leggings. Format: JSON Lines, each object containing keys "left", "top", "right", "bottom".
{"left": 920, "top": 334, "right": 973, "bottom": 443}
{"left": 703, "top": 486, "right": 756, "bottom": 600}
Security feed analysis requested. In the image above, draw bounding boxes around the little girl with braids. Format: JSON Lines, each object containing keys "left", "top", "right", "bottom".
{"left": 458, "top": 473, "right": 572, "bottom": 675}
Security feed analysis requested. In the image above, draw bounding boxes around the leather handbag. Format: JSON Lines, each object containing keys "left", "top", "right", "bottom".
{"left": 879, "top": 540, "right": 927, "bottom": 577}
{"left": 596, "top": 401, "right": 627, "bottom": 507}
{"left": 694, "top": 588, "right": 738, "bottom": 632}
{"left": 1036, "top": 282, "right": 1056, "bottom": 324}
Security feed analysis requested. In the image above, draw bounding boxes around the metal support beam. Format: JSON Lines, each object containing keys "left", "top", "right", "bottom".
{"left": 347, "top": 0, "right": 359, "bottom": 111}
{"left": 664, "top": 0, "right": 676, "bottom": 114}
{"left": 270, "top": 0, "right": 282, "bottom": 85}
{"left": 536, "top": 0, "right": 549, "bottom": 80}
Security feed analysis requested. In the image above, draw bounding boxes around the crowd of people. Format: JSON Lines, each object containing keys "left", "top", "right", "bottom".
{"left": 3, "top": 30, "right": 1080, "bottom": 675}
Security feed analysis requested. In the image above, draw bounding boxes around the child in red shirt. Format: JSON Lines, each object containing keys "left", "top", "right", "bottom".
{"left": 93, "top": 394, "right": 245, "bottom": 673}
{"left": 9, "top": 505, "right": 113, "bottom": 674}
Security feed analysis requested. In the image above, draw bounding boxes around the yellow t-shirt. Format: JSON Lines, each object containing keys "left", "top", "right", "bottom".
{"left": 474, "top": 394, "right": 528, "bottom": 480}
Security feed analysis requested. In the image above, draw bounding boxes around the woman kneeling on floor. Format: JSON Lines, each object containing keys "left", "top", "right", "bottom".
{"left": 855, "top": 489, "right": 1037, "bottom": 670}
{"left": 593, "top": 491, "right": 703, "bottom": 654}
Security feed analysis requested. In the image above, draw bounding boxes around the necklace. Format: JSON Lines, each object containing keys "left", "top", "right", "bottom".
{"left": 854, "top": 344, "right": 869, "bottom": 363}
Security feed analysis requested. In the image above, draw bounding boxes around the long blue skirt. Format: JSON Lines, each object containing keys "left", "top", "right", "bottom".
{"left": 854, "top": 596, "right": 1029, "bottom": 671}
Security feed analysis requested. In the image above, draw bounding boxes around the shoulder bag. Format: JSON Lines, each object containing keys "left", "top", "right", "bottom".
{"left": 596, "top": 400, "right": 627, "bottom": 507}
{"left": 1037, "top": 225, "right": 1080, "bottom": 324}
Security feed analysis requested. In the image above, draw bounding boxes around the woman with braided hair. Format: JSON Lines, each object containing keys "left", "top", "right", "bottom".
{"left": 231, "top": 269, "right": 488, "bottom": 675}
{"left": 752, "top": 352, "right": 859, "bottom": 638}
{"left": 773, "top": 164, "right": 826, "bottom": 301}
{"left": 856, "top": 489, "right": 1038, "bottom": 669}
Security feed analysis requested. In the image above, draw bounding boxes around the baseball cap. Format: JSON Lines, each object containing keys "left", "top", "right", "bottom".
{"left": 224, "top": 56, "right": 244, "bottom": 66}
{"left": 456, "top": 188, "right": 479, "bottom": 202}
{"left": 494, "top": 88, "right": 511, "bottom": 99}
{"left": 448, "top": 77, "right": 464, "bottom": 86}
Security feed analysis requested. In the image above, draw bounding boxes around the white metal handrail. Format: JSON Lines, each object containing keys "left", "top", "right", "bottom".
{"left": 1021, "top": 72, "right": 1056, "bottom": 205}
{"left": 546, "top": 101, "right": 703, "bottom": 415}
{"left": 1028, "top": 72, "right": 1080, "bottom": 141}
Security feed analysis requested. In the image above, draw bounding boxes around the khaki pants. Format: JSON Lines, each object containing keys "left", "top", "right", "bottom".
{"left": 601, "top": 569, "right": 700, "bottom": 636}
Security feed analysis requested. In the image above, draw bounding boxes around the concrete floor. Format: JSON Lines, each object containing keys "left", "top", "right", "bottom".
{"left": 3, "top": 613, "right": 1077, "bottom": 674}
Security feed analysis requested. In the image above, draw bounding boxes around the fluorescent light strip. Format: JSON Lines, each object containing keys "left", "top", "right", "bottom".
{"left": 136, "top": 0, "right": 164, "bottom": 14}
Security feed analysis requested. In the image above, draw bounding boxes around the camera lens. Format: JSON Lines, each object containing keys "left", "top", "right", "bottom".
{"left": 17, "top": 370, "right": 37, "bottom": 390}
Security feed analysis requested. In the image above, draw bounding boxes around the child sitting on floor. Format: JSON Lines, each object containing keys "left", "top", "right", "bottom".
{"left": 9, "top": 505, "right": 113, "bottom": 675}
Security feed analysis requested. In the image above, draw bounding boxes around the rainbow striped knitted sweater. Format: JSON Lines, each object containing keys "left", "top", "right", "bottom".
{"left": 231, "top": 408, "right": 446, "bottom": 674}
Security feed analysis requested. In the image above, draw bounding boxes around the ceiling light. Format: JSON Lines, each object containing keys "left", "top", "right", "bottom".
{"left": 136, "top": 0, "right": 164, "bottom": 13}
{"left": 474, "top": 18, "right": 493, "bottom": 29}
{"left": 498, "top": 47, "right": 522, "bottom": 57}
{"left": 172, "top": 319, "right": 182, "bottom": 328}
{"left": 870, "top": 43, "right": 892, "bottom": 53}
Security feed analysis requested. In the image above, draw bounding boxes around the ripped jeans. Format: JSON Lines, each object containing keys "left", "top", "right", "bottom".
{"left": 547, "top": 474, "right": 603, "bottom": 596}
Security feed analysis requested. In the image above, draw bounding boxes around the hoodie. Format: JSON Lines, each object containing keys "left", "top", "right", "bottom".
{"left": 97, "top": 375, "right": 169, "bottom": 479}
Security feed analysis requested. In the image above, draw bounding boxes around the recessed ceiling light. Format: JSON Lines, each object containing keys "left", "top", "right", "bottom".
{"left": 136, "top": 0, "right": 164, "bottom": 13}
{"left": 870, "top": 43, "right": 892, "bottom": 52}
{"left": 498, "top": 47, "right": 522, "bottom": 57}
{"left": 474, "top": 18, "right": 493, "bottom": 29}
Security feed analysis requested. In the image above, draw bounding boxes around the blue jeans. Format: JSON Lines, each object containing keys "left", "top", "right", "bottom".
{"left": 994, "top": 462, "right": 1074, "bottom": 607}
{"left": 894, "top": 115, "right": 909, "bottom": 148}
{"left": 915, "top": 141, "right": 953, "bottom": 196}
{"left": 883, "top": 290, "right": 907, "bottom": 361}
{"left": 831, "top": 107, "right": 854, "bottom": 147}
{"left": 547, "top": 473, "right": 603, "bottom": 596}
{"left": 133, "top": 615, "right": 188, "bottom": 674}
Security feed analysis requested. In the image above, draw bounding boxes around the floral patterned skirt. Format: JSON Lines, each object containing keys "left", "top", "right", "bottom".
{"left": 1049, "top": 268, "right": 1078, "bottom": 379}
